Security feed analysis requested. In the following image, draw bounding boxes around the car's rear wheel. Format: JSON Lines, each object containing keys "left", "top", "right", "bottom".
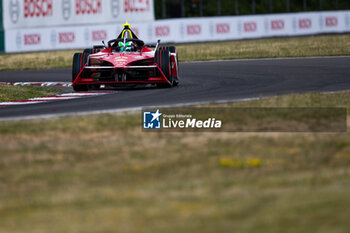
{"left": 72, "top": 52, "right": 89, "bottom": 92}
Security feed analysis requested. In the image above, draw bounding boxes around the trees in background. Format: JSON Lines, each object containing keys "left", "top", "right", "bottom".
{"left": 154, "top": 0, "right": 350, "bottom": 19}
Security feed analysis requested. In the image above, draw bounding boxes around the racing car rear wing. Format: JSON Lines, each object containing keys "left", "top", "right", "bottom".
{"left": 83, "top": 65, "right": 158, "bottom": 69}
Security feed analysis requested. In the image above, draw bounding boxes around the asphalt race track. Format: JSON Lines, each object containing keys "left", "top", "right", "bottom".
{"left": 0, "top": 56, "right": 349, "bottom": 120}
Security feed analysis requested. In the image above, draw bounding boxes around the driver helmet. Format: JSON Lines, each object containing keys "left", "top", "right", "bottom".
{"left": 119, "top": 41, "right": 135, "bottom": 52}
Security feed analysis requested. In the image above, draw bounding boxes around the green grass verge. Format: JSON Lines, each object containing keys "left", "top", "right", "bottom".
{"left": 178, "top": 34, "right": 350, "bottom": 61}
{"left": 0, "top": 34, "right": 349, "bottom": 71}
{"left": 0, "top": 85, "right": 60, "bottom": 102}
{"left": 0, "top": 90, "right": 350, "bottom": 233}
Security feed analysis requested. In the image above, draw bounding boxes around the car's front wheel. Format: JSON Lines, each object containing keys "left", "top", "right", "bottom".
{"left": 155, "top": 47, "right": 173, "bottom": 88}
{"left": 72, "top": 52, "right": 89, "bottom": 92}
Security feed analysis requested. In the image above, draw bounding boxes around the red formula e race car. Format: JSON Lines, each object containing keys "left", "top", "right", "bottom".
{"left": 72, "top": 22, "right": 179, "bottom": 91}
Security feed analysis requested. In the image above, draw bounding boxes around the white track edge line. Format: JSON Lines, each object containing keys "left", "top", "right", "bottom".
{"left": 182, "top": 55, "right": 350, "bottom": 64}
{"left": 0, "top": 92, "right": 113, "bottom": 107}
{"left": 0, "top": 97, "right": 264, "bottom": 122}
{"left": 1, "top": 89, "right": 348, "bottom": 122}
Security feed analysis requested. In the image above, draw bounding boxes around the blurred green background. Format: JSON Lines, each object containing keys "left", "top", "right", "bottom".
{"left": 154, "top": 0, "right": 350, "bottom": 19}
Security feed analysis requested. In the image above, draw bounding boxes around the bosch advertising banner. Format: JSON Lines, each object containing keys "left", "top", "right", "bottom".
{"left": 3, "top": 0, "right": 154, "bottom": 29}
{"left": 2, "top": 10, "right": 350, "bottom": 52}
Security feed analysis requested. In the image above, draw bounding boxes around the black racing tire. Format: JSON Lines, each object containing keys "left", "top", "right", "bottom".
{"left": 72, "top": 53, "right": 89, "bottom": 92}
{"left": 156, "top": 46, "right": 179, "bottom": 87}
{"left": 83, "top": 48, "right": 100, "bottom": 55}
{"left": 160, "top": 46, "right": 176, "bottom": 58}
{"left": 83, "top": 48, "right": 100, "bottom": 54}
{"left": 155, "top": 47, "right": 173, "bottom": 88}
{"left": 72, "top": 53, "right": 83, "bottom": 82}
{"left": 160, "top": 49, "right": 171, "bottom": 82}
{"left": 73, "top": 84, "right": 88, "bottom": 92}
{"left": 93, "top": 45, "right": 104, "bottom": 50}
{"left": 154, "top": 48, "right": 161, "bottom": 67}
{"left": 166, "top": 46, "right": 179, "bottom": 86}
{"left": 165, "top": 46, "right": 176, "bottom": 53}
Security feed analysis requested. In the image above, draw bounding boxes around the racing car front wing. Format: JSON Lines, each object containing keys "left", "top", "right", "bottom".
{"left": 73, "top": 64, "right": 170, "bottom": 88}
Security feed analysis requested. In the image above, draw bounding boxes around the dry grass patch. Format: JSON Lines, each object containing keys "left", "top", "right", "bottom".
{"left": 0, "top": 50, "right": 78, "bottom": 71}
{"left": 0, "top": 85, "right": 60, "bottom": 102}
{"left": 177, "top": 34, "right": 350, "bottom": 61}
{"left": 1, "top": 91, "right": 350, "bottom": 233}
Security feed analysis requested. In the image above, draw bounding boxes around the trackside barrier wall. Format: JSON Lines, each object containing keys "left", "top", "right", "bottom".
{"left": 0, "top": 0, "right": 154, "bottom": 52}
{"left": 2, "top": 10, "right": 350, "bottom": 53}
{"left": 3, "top": 0, "right": 154, "bottom": 28}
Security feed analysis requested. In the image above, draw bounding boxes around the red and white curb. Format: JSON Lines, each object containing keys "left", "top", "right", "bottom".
{"left": 0, "top": 82, "right": 72, "bottom": 87}
{"left": 0, "top": 92, "right": 113, "bottom": 107}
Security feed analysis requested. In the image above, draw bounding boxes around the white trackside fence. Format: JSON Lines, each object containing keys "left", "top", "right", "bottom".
{"left": 3, "top": 0, "right": 154, "bottom": 29}
{"left": 1, "top": 1, "right": 349, "bottom": 53}
{"left": 149, "top": 11, "right": 350, "bottom": 43}
{"left": 0, "top": 0, "right": 155, "bottom": 52}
